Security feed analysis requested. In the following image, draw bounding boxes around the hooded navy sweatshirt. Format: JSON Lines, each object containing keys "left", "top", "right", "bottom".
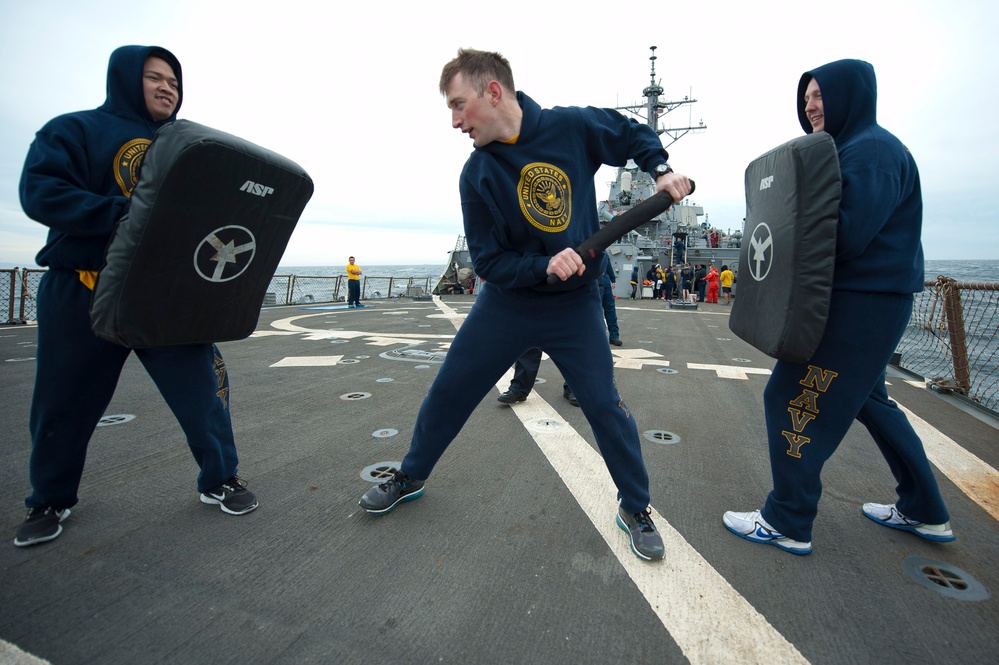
{"left": 797, "top": 59, "right": 924, "bottom": 293}
{"left": 20, "top": 45, "right": 183, "bottom": 271}
{"left": 458, "top": 92, "right": 669, "bottom": 293}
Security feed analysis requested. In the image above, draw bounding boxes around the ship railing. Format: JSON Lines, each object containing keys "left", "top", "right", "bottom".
{"left": 264, "top": 274, "right": 435, "bottom": 306}
{"left": 1, "top": 270, "right": 437, "bottom": 321}
{"left": 894, "top": 276, "right": 999, "bottom": 413}
{"left": 1, "top": 268, "right": 45, "bottom": 324}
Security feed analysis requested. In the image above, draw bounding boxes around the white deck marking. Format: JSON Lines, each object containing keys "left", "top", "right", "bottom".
{"left": 270, "top": 355, "right": 343, "bottom": 367}
{"left": 688, "top": 363, "right": 773, "bottom": 380}
{"left": 895, "top": 400, "right": 999, "bottom": 523}
{"left": 434, "top": 297, "right": 809, "bottom": 665}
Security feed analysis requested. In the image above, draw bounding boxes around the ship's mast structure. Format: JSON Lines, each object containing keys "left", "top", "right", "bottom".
{"left": 598, "top": 46, "right": 714, "bottom": 266}
{"left": 614, "top": 45, "right": 706, "bottom": 148}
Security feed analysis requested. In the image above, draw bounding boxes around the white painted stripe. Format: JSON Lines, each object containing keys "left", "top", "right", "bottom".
{"left": 0, "top": 642, "right": 51, "bottom": 665}
{"left": 270, "top": 355, "right": 343, "bottom": 367}
{"left": 895, "top": 400, "right": 999, "bottom": 523}
{"left": 433, "top": 299, "right": 808, "bottom": 665}
{"left": 502, "top": 387, "right": 809, "bottom": 664}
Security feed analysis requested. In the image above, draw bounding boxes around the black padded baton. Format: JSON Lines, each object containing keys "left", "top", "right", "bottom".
{"left": 546, "top": 180, "right": 695, "bottom": 284}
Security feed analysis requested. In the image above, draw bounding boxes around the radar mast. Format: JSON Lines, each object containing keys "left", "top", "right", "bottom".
{"left": 614, "top": 46, "right": 706, "bottom": 148}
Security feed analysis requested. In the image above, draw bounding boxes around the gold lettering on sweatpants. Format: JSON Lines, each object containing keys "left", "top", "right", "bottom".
{"left": 781, "top": 365, "right": 837, "bottom": 457}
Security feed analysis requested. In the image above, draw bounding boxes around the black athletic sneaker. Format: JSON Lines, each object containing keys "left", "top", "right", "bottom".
{"left": 359, "top": 471, "right": 425, "bottom": 515}
{"left": 200, "top": 476, "right": 259, "bottom": 515}
{"left": 14, "top": 507, "right": 71, "bottom": 547}
{"left": 616, "top": 506, "right": 665, "bottom": 561}
{"left": 497, "top": 390, "right": 528, "bottom": 404}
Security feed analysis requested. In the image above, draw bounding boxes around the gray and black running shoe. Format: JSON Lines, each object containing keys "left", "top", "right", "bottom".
{"left": 359, "top": 471, "right": 425, "bottom": 515}
{"left": 616, "top": 506, "right": 665, "bottom": 561}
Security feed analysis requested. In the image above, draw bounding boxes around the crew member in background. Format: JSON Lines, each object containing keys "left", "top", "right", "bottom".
{"left": 704, "top": 264, "right": 720, "bottom": 303}
{"left": 720, "top": 264, "right": 734, "bottom": 305}
{"left": 346, "top": 255, "right": 363, "bottom": 308}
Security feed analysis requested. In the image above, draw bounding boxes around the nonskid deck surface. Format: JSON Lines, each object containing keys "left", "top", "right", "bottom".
{"left": 1, "top": 295, "right": 997, "bottom": 665}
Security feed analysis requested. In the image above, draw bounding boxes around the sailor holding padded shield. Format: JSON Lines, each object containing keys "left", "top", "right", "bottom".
{"left": 723, "top": 60, "right": 954, "bottom": 555}
{"left": 15, "top": 46, "right": 257, "bottom": 548}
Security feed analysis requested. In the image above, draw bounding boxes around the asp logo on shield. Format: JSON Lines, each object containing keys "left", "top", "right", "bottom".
{"left": 194, "top": 225, "right": 257, "bottom": 283}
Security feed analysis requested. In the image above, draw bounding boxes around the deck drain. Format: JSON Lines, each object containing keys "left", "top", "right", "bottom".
{"left": 415, "top": 365, "right": 430, "bottom": 369}
{"left": 376, "top": 378, "right": 394, "bottom": 383}
{"left": 525, "top": 418, "right": 563, "bottom": 433}
{"left": 732, "top": 358, "right": 752, "bottom": 363}
{"left": 656, "top": 368, "right": 679, "bottom": 375}
{"left": 643, "top": 430, "right": 681, "bottom": 444}
{"left": 381, "top": 348, "right": 447, "bottom": 364}
{"left": 372, "top": 428, "right": 398, "bottom": 438}
{"left": 330, "top": 339, "right": 348, "bottom": 344}
{"left": 716, "top": 337, "right": 731, "bottom": 341}
{"left": 338, "top": 358, "right": 360, "bottom": 365}
{"left": 97, "top": 414, "right": 136, "bottom": 427}
{"left": 360, "top": 462, "right": 401, "bottom": 483}
{"left": 340, "top": 392, "right": 372, "bottom": 401}
{"left": 356, "top": 355, "right": 370, "bottom": 359}
{"left": 903, "top": 556, "right": 990, "bottom": 601}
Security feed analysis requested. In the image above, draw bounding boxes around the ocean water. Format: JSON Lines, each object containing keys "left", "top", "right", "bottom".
{"left": 923, "top": 259, "right": 999, "bottom": 283}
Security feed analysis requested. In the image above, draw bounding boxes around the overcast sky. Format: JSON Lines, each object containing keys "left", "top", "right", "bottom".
{"left": 1, "top": 0, "right": 995, "bottom": 268}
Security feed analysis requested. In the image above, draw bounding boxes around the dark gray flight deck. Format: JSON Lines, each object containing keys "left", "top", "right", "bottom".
{"left": 1, "top": 295, "right": 997, "bottom": 664}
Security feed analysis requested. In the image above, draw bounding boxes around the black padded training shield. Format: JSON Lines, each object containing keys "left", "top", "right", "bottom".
{"left": 91, "top": 119, "right": 314, "bottom": 348}
{"left": 728, "top": 132, "right": 840, "bottom": 363}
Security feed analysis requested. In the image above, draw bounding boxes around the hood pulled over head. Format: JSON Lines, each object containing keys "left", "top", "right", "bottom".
{"left": 100, "top": 45, "right": 183, "bottom": 123}
{"left": 797, "top": 59, "right": 876, "bottom": 141}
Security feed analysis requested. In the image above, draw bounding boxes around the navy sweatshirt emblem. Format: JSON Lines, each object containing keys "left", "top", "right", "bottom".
{"left": 114, "top": 138, "right": 151, "bottom": 197}
{"left": 518, "top": 162, "right": 572, "bottom": 233}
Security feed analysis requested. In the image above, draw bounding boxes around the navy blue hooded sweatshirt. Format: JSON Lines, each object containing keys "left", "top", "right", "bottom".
{"left": 797, "top": 59, "right": 924, "bottom": 293}
{"left": 458, "top": 92, "right": 669, "bottom": 293}
{"left": 20, "top": 45, "right": 183, "bottom": 271}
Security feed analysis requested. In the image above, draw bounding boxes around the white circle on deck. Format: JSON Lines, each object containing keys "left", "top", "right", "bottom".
{"left": 360, "top": 462, "right": 401, "bottom": 483}
{"left": 525, "top": 418, "right": 564, "bottom": 433}
{"left": 643, "top": 430, "right": 681, "bottom": 445}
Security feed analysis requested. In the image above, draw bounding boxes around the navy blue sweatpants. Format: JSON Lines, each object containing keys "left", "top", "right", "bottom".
{"left": 761, "top": 290, "right": 950, "bottom": 541}
{"left": 400, "top": 281, "right": 651, "bottom": 514}
{"left": 25, "top": 269, "right": 240, "bottom": 509}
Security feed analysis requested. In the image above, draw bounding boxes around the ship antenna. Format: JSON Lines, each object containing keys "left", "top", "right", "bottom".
{"left": 615, "top": 45, "right": 706, "bottom": 148}
{"left": 644, "top": 46, "right": 663, "bottom": 131}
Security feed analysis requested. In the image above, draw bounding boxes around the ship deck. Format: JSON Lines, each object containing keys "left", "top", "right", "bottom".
{"left": 1, "top": 294, "right": 997, "bottom": 665}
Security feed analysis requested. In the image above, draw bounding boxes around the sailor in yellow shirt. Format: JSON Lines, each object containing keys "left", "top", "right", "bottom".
{"left": 346, "top": 256, "right": 363, "bottom": 308}
{"left": 720, "top": 265, "right": 734, "bottom": 305}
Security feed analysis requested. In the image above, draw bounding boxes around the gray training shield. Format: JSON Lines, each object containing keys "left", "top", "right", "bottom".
{"left": 90, "top": 119, "right": 314, "bottom": 348}
{"left": 728, "top": 132, "right": 840, "bottom": 363}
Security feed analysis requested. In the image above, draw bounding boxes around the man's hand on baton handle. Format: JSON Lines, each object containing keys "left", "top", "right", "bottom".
{"left": 546, "top": 174, "right": 695, "bottom": 283}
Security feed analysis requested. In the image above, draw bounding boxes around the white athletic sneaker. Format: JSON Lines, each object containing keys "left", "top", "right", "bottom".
{"left": 861, "top": 502, "right": 955, "bottom": 542}
{"left": 723, "top": 509, "right": 813, "bottom": 555}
